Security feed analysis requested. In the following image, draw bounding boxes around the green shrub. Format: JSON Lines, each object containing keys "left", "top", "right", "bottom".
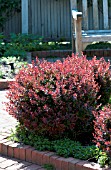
{"left": 0, "top": 33, "right": 71, "bottom": 59}
{"left": 9, "top": 124, "right": 110, "bottom": 168}
{"left": 85, "top": 42, "right": 111, "bottom": 50}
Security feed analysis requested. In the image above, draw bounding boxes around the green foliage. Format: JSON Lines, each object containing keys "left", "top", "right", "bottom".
{"left": 98, "top": 152, "right": 109, "bottom": 168}
{"left": 0, "top": 33, "right": 71, "bottom": 59}
{"left": 0, "top": 70, "right": 4, "bottom": 79}
{"left": 0, "top": 0, "right": 21, "bottom": 29}
{"left": 9, "top": 33, "right": 71, "bottom": 51}
{"left": 85, "top": 42, "right": 111, "bottom": 50}
{"left": 43, "top": 164, "right": 55, "bottom": 170}
{"left": 9, "top": 33, "right": 43, "bottom": 52}
{"left": 0, "top": 33, "right": 5, "bottom": 56}
{"left": 2, "top": 33, "right": 43, "bottom": 59}
{"left": 9, "top": 124, "right": 110, "bottom": 168}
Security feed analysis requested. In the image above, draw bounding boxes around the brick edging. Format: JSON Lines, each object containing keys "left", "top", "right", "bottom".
{"left": 0, "top": 135, "right": 109, "bottom": 170}
{"left": 31, "top": 50, "right": 72, "bottom": 58}
{"left": 0, "top": 79, "right": 15, "bottom": 90}
{"left": 83, "top": 49, "right": 111, "bottom": 57}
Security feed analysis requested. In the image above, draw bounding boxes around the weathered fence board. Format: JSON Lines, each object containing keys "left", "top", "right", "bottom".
{"left": 29, "top": 0, "right": 71, "bottom": 40}
{"left": 1, "top": 0, "right": 111, "bottom": 41}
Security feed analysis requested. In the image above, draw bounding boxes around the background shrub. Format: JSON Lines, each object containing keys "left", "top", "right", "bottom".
{"left": 6, "top": 54, "right": 111, "bottom": 144}
{"left": 0, "top": 33, "right": 71, "bottom": 60}
{"left": 85, "top": 42, "right": 111, "bottom": 50}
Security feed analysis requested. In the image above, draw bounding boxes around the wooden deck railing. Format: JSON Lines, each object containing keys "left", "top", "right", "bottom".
{"left": 71, "top": 0, "right": 110, "bottom": 31}
{"left": 71, "top": 0, "right": 111, "bottom": 54}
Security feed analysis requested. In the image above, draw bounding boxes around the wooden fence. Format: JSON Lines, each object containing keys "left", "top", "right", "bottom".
{"left": 0, "top": 12, "right": 21, "bottom": 36}
{"left": 0, "top": 0, "right": 71, "bottom": 40}
{"left": 30, "top": 0, "right": 71, "bottom": 40}
{"left": 1, "top": 0, "right": 111, "bottom": 40}
{"left": 76, "top": 0, "right": 111, "bottom": 30}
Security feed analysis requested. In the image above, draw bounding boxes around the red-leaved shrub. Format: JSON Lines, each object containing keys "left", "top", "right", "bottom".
{"left": 93, "top": 105, "right": 111, "bottom": 151}
{"left": 6, "top": 54, "right": 111, "bottom": 143}
{"left": 90, "top": 57, "right": 111, "bottom": 106}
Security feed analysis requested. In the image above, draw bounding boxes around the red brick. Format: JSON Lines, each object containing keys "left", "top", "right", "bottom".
{"left": 76, "top": 160, "right": 88, "bottom": 170}
{"left": 8, "top": 143, "right": 21, "bottom": 159}
{"left": 26, "top": 147, "right": 35, "bottom": 162}
{"left": 14, "top": 147, "right": 20, "bottom": 159}
{"left": 62, "top": 157, "right": 74, "bottom": 170}
{"left": 49, "top": 155, "right": 60, "bottom": 168}
{"left": 32, "top": 150, "right": 39, "bottom": 164}
{"left": 42, "top": 152, "right": 55, "bottom": 165}
{"left": 1, "top": 141, "right": 12, "bottom": 156}
{"left": 19, "top": 145, "right": 30, "bottom": 161}
{"left": 32, "top": 150, "right": 48, "bottom": 165}
{"left": 68, "top": 158, "right": 81, "bottom": 170}
{"left": 1, "top": 139, "right": 10, "bottom": 156}
{"left": 7, "top": 145, "right": 14, "bottom": 158}
{"left": 54, "top": 157, "right": 63, "bottom": 170}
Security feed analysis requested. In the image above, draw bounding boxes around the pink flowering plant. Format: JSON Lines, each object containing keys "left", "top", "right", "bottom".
{"left": 6, "top": 54, "right": 111, "bottom": 145}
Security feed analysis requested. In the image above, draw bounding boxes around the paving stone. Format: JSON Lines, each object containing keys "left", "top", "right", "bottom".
{"left": 20, "top": 164, "right": 42, "bottom": 170}
{"left": 0, "top": 155, "right": 7, "bottom": 163}
{"left": 5, "top": 162, "right": 32, "bottom": 170}
{"left": 0, "top": 159, "right": 18, "bottom": 169}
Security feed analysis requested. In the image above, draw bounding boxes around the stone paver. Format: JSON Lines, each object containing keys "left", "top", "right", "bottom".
{"left": 0, "top": 90, "right": 18, "bottom": 134}
{"left": 0, "top": 90, "right": 45, "bottom": 170}
{"left": 0, "top": 154, "right": 45, "bottom": 170}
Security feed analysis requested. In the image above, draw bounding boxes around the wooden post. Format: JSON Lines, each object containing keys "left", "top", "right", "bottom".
{"left": 74, "top": 15, "right": 82, "bottom": 55}
{"left": 70, "top": 0, "right": 77, "bottom": 9}
{"left": 93, "top": 0, "right": 99, "bottom": 30}
{"left": 21, "top": 0, "right": 29, "bottom": 34}
{"left": 70, "top": 0, "right": 77, "bottom": 52}
{"left": 82, "top": 0, "right": 88, "bottom": 30}
{"left": 103, "top": 0, "right": 109, "bottom": 29}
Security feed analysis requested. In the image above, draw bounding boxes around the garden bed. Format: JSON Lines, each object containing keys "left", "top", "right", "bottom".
{"left": 0, "top": 136, "right": 107, "bottom": 170}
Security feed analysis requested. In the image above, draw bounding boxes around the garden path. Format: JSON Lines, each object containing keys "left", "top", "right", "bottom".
{"left": 0, "top": 90, "right": 45, "bottom": 170}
